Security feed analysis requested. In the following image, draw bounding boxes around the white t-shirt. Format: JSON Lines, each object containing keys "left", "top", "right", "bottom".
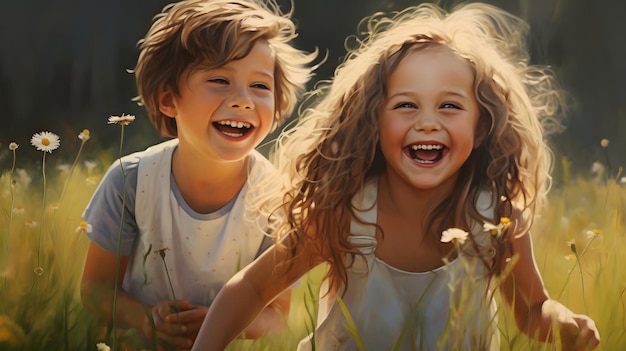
{"left": 298, "top": 178, "right": 500, "bottom": 351}
{"left": 83, "top": 139, "right": 274, "bottom": 306}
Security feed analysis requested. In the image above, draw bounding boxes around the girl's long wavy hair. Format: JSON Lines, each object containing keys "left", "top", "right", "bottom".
{"left": 271, "top": 2, "right": 565, "bottom": 292}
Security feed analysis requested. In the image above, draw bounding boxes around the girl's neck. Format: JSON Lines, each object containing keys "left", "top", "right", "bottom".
{"left": 377, "top": 172, "right": 453, "bottom": 219}
{"left": 375, "top": 173, "right": 456, "bottom": 272}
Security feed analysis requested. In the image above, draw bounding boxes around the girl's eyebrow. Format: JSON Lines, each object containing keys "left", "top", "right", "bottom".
{"left": 387, "top": 90, "right": 470, "bottom": 99}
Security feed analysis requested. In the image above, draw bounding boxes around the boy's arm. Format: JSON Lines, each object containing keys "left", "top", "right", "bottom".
{"left": 192, "top": 238, "right": 320, "bottom": 350}
{"left": 499, "top": 224, "right": 600, "bottom": 350}
{"left": 81, "top": 242, "right": 192, "bottom": 349}
{"left": 81, "top": 242, "right": 148, "bottom": 329}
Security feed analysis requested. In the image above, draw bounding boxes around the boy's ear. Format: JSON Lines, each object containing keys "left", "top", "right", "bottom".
{"left": 158, "top": 86, "right": 177, "bottom": 118}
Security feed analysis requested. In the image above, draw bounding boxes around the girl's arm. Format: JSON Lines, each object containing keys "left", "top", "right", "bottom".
{"left": 241, "top": 288, "right": 292, "bottom": 338}
{"left": 499, "top": 222, "right": 600, "bottom": 350}
{"left": 192, "top": 237, "right": 320, "bottom": 350}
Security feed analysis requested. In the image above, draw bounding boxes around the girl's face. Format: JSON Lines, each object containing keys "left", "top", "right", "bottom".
{"left": 159, "top": 40, "right": 276, "bottom": 162}
{"left": 379, "top": 45, "right": 481, "bottom": 193}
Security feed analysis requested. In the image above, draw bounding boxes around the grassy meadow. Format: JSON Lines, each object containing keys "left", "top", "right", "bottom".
{"left": 0, "top": 128, "right": 624, "bottom": 350}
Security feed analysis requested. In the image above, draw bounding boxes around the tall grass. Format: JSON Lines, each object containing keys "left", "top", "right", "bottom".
{"left": 0, "top": 133, "right": 624, "bottom": 350}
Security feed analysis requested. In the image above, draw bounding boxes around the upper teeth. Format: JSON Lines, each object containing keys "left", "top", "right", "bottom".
{"left": 411, "top": 144, "right": 442, "bottom": 150}
{"left": 218, "top": 120, "right": 251, "bottom": 129}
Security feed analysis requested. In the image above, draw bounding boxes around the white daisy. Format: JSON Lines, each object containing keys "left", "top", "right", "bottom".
{"left": 84, "top": 160, "right": 97, "bottom": 174}
{"left": 9, "top": 142, "right": 18, "bottom": 150}
{"left": 57, "top": 164, "right": 71, "bottom": 173}
{"left": 78, "top": 129, "right": 91, "bottom": 141}
{"left": 12, "top": 205, "right": 25, "bottom": 215}
{"left": 86, "top": 176, "right": 97, "bottom": 185}
{"left": 441, "top": 228, "right": 469, "bottom": 244}
{"left": 108, "top": 114, "right": 135, "bottom": 125}
{"left": 76, "top": 221, "right": 93, "bottom": 234}
{"left": 30, "top": 131, "right": 60, "bottom": 153}
{"left": 600, "top": 138, "right": 609, "bottom": 148}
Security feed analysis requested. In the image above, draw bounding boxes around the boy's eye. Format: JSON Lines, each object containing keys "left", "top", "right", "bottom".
{"left": 251, "top": 82, "right": 271, "bottom": 90}
{"left": 208, "top": 78, "right": 229, "bottom": 85}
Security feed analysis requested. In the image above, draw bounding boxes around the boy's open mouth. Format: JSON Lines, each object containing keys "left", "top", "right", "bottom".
{"left": 405, "top": 143, "right": 446, "bottom": 164}
{"left": 213, "top": 120, "right": 253, "bottom": 138}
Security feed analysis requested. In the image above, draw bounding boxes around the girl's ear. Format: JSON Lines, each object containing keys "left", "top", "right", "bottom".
{"left": 158, "top": 86, "right": 177, "bottom": 118}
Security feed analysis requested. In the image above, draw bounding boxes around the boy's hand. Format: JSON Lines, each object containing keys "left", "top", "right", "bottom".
{"left": 164, "top": 300, "right": 209, "bottom": 341}
{"left": 142, "top": 300, "right": 206, "bottom": 350}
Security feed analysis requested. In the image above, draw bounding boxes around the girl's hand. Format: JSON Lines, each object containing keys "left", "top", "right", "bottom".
{"left": 542, "top": 300, "right": 600, "bottom": 350}
{"left": 562, "top": 313, "right": 600, "bottom": 350}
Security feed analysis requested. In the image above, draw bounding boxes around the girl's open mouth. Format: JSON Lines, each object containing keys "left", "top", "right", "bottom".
{"left": 405, "top": 143, "right": 447, "bottom": 164}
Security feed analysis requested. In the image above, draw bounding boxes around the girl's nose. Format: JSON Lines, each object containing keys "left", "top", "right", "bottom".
{"left": 413, "top": 111, "right": 440, "bottom": 133}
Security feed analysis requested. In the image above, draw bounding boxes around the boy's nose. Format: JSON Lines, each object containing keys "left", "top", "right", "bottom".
{"left": 228, "top": 90, "right": 254, "bottom": 110}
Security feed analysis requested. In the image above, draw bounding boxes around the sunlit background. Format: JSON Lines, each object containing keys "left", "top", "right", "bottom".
{"left": 0, "top": 0, "right": 624, "bottom": 350}
{"left": 1, "top": 0, "right": 625, "bottom": 171}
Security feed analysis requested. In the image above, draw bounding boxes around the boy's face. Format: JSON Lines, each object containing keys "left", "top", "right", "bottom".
{"left": 159, "top": 40, "right": 276, "bottom": 162}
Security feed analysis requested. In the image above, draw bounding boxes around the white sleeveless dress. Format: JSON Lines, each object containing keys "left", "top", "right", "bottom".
{"left": 298, "top": 178, "right": 500, "bottom": 351}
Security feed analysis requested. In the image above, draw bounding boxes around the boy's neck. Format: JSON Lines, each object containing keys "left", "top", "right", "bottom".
{"left": 171, "top": 147, "right": 250, "bottom": 214}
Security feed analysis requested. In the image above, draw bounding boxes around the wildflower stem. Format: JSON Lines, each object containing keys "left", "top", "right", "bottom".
{"left": 38, "top": 151, "right": 48, "bottom": 267}
{"left": 574, "top": 250, "right": 588, "bottom": 313}
{"left": 111, "top": 125, "right": 128, "bottom": 350}
{"left": 59, "top": 139, "right": 86, "bottom": 204}
{"left": 159, "top": 252, "right": 177, "bottom": 303}
{"left": 3, "top": 148, "right": 17, "bottom": 312}
{"left": 8, "top": 148, "right": 16, "bottom": 229}
{"left": 556, "top": 236, "right": 596, "bottom": 300}
{"left": 604, "top": 147, "right": 612, "bottom": 181}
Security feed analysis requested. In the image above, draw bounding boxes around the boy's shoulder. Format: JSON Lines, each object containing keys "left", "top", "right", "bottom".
{"left": 247, "top": 148, "right": 280, "bottom": 180}
{"left": 133, "top": 138, "right": 178, "bottom": 161}
{"left": 103, "top": 139, "right": 178, "bottom": 187}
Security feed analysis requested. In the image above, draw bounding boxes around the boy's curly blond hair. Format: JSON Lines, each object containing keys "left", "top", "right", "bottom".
{"left": 134, "top": 0, "right": 317, "bottom": 137}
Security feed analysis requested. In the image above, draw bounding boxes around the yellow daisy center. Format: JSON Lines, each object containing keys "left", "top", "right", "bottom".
{"left": 79, "top": 221, "right": 88, "bottom": 229}
{"left": 42, "top": 138, "right": 50, "bottom": 146}
{"left": 82, "top": 129, "right": 90, "bottom": 136}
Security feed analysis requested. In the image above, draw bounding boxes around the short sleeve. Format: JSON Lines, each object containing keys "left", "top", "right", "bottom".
{"left": 82, "top": 155, "right": 140, "bottom": 256}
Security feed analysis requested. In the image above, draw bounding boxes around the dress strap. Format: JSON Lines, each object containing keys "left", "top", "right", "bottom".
{"left": 349, "top": 178, "right": 378, "bottom": 255}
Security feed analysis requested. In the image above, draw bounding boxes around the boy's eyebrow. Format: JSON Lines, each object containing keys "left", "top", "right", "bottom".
{"left": 201, "top": 65, "right": 275, "bottom": 80}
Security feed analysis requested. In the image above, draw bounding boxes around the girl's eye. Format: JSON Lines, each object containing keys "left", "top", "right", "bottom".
{"left": 394, "top": 102, "right": 416, "bottom": 109}
{"left": 441, "top": 102, "right": 461, "bottom": 109}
